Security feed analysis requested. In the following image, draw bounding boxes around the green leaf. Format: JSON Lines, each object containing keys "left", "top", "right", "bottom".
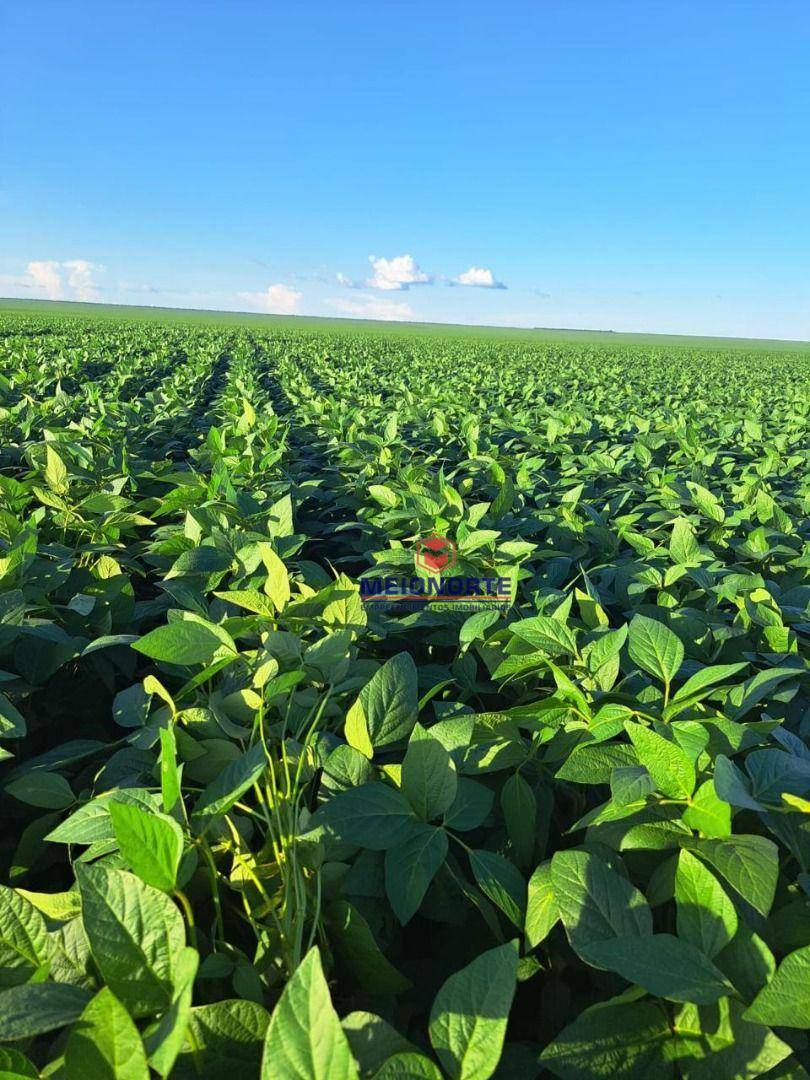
{"left": 675, "top": 997, "right": 791, "bottom": 1080}
{"left": 144, "top": 946, "right": 199, "bottom": 1077}
{"left": 627, "top": 614, "right": 684, "bottom": 687}
{"left": 401, "top": 725, "right": 457, "bottom": 821}
{"left": 372, "top": 1054, "right": 443, "bottom": 1079}
{"left": 133, "top": 617, "right": 236, "bottom": 666}
{"left": 727, "top": 667, "right": 800, "bottom": 721}
{"left": 213, "top": 588, "right": 275, "bottom": 617}
{"left": 191, "top": 743, "right": 266, "bottom": 831}
{"left": 469, "top": 850, "right": 526, "bottom": 929}
{"left": 5, "top": 771, "right": 74, "bottom": 809}
{"left": 341, "top": 1012, "right": 417, "bottom": 1075}
{"left": 385, "top": 826, "right": 448, "bottom": 925}
{"left": 540, "top": 1001, "right": 674, "bottom": 1080}
{"left": 665, "top": 662, "right": 747, "bottom": 717}
{"left": 510, "top": 615, "right": 578, "bottom": 656}
{"left": 0, "top": 885, "right": 51, "bottom": 989}
{"left": 77, "top": 864, "right": 185, "bottom": 1017}
{"left": 368, "top": 484, "right": 398, "bottom": 509}
{"left": 355, "top": 653, "right": 418, "bottom": 749}
{"left": 159, "top": 726, "right": 183, "bottom": 816}
{"left": 443, "top": 780, "right": 493, "bottom": 832}
{"left": 428, "top": 941, "right": 519, "bottom": 1080}
{"left": 45, "top": 788, "right": 160, "bottom": 845}
{"left": 260, "top": 544, "right": 291, "bottom": 613}
{"left": 550, "top": 849, "right": 652, "bottom": 955}
{"left": 261, "top": 946, "right": 359, "bottom": 1079}
{"left": 64, "top": 987, "right": 149, "bottom": 1080}
{"left": 674, "top": 849, "right": 737, "bottom": 958}
{"left": 0, "top": 1048, "right": 37, "bottom": 1078}
{"left": 181, "top": 1000, "right": 270, "bottom": 1079}
{"left": 313, "top": 782, "right": 421, "bottom": 850}
{"left": 669, "top": 518, "right": 700, "bottom": 565}
{"left": 328, "top": 901, "right": 411, "bottom": 994}
{"left": 109, "top": 802, "right": 184, "bottom": 893}
{"left": 0, "top": 982, "right": 92, "bottom": 1040}
{"left": 624, "top": 722, "right": 695, "bottom": 799}
{"left": 682, "top": 780, "right": 731, "bottom": 838}
{"left": 44, "top": 444, "right": 69, "bottom": 494}
{"left": 744, "top": 946, "right": 810, "bottom": 1028}
{"left": 500, "top": 772, "right": 536, "bottom": 868}
{"left": 525, "top": 861, "right": 559, "bottom": 948}
{"left": 582, "top": 934, "right": 731, "bottom": 1003}
{"left": 687, "top": 835, "right": 778, "bottom": 916}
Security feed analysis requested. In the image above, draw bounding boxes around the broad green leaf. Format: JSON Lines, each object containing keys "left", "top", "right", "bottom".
{"left": 355, "top": 653, "right": 418, "bottom": 749}
{"left": 0, "top": 982, "right": 91, "bottom": 1040}
{"left": 191, "top": 743, "right": 266, "bottom": 830}
{"left": 469, "top": 850, "right": 526, "bottom": 929}
{"left": 181, "top": 999, "right": 270, "bottom": 1079}
{"left": 428, "top": 941, "right": 519, "bottom": 1080}
{"left": 144, "top": 946, "right": 199, "bottom": 1077}
{"left": 368, "top": 484, "right": 398, "bottom": 508}
{"left": 401, "top": 725, "right": 457, "bottom": 821}
{"left": 669, "top": 518, "right": 700, "bottom": 565}
{"left": 77, "top": 864, "right": 185, "bottom": 1017}
{"left": 674, "top": 997, "right": 791, "bottom": 1080}
{"left": 261, "top": 946, "right": 359, "bottom": 1079}
{"left": 64, "top": 987, "right": 149, "bottom": 1080}
{"left": 109, "top": 802, "right": 184, "bottom": 893}
{"left": 443, "top": 779, "right": 493, "bottom": 832}
{"left": 500, "top": 772, "right": 536, "bottom": 868}
{"left": 385, "top": 826, "right": 448, "bottom": 925}
{"left": 674, "top": 849, "right": 737, "bottom": 957}
{"left": 329, "top": 901, "right": 411, "bottom": 994}
{"left": 625, "top": 722, "right": 695, "bottom": 799}
{"left": 682, "top": 780, "right": 731, "bottom": 838}
{"left": 133, "top": 617, "right": 236, "bottom": 666}
{"left": 525, "top": 861, "right": 559, "bottom": 948}
{"left": 0, "top": 886, "right": 51, "bottom": 988}
{"left": 510, "top": 615, "right": 578, "bottom": 656}
{"left": 45, "top": 788, "right": 160, "bottom": 845}
{"left": 627, "top": 614, "right": 683, "bottom": 687}
{"left": 550, "top": 849, "right": 652, "bottom": 954}
{"left": 0, "top": 1048, "right": 37, "bottom": 1077}
{"left": 582, "top": 934, "right": 731, "bottom": 1003}
{"left": 372, "top": 1054, "right": 443, "bottom": 1079}
{"left": 687, "top": 835, "right": 778, "bottom": 916}
{"left": 744, "top": 946, "right": 810, "bottom": 1027}
{"left": 341, "top": 1012, "right": 417, "bottom": 1075}
{"left": 540, "top": 1001, "right": 674, "bottom": 1079}
{"left": 5, "top": 771, "right": 74, "bottom": 809}
{"left": 260, "top": 544, "right": 291, "bottom": 613}
{"left": 313, "top": 782, "right": 421, "bottom": 850}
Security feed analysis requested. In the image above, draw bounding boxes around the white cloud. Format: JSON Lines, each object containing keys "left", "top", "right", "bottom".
{"left": 238, "top": 283, "right": 302, "bottom": 314}
{"left": 63, "top": 259, "right": 103, "bottom": 301}
{"left": 453, "top": 266, "right": 506, "bottom": 289}
{"left": 327, "top": 296, "right": 414, "bottom": 321}
{"left": 5, "top": 260, "right": 105, "bottom": 301}
{"left": 26, "top": 261, "right": 64, "bottom": 299}
{"left": 336, "top": 271, "right": 361, "bottom": 289}
{"left": 367, "top": 254, "right": 430, "bottom": 291}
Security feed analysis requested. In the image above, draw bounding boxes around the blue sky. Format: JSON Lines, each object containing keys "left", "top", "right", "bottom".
{"left": 1, "top": 1, "right": 809, "bottom": 337}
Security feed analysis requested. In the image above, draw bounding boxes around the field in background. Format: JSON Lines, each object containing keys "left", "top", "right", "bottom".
{"left": 4, "top": 296, "right": 810, "bottom": 350}
{"left": 0, "top": 305, "right": 809, "bottom": 1078}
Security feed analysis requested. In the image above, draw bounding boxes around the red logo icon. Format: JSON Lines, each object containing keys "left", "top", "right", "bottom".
{"left": 415, "top": 534, "right": 457, "bottom": 573}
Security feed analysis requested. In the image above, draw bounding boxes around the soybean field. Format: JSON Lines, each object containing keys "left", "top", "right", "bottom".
{"left": 0, "top": 306, "right": 809, "bottom": 1079}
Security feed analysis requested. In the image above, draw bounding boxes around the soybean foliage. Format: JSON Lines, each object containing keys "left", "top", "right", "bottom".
{"left": 0, "top": 308, "right": 808, "bottom": 1078}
